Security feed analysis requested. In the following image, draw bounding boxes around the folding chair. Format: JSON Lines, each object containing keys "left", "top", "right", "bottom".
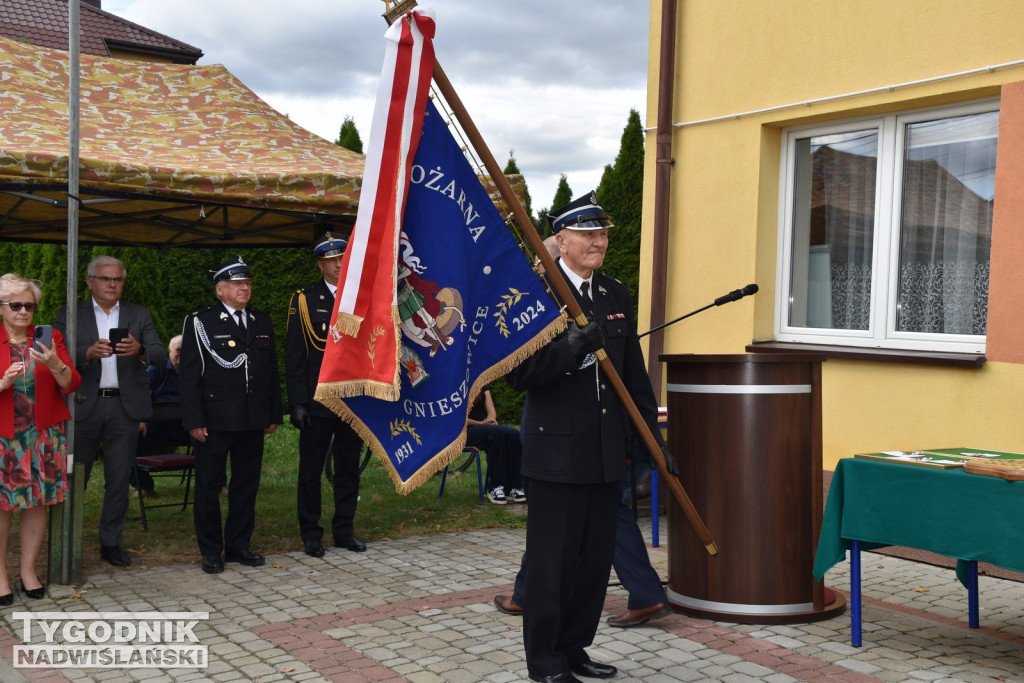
{"left": 134, "top": 446, "right": 195, "bottom": 532}
{"left": 437, "top": 446, "right": 485, "bottom": 502}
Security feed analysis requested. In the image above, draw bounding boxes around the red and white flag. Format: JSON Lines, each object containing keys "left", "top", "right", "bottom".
{"left": 318, "top": 8, "right": 435, "bottom": 401}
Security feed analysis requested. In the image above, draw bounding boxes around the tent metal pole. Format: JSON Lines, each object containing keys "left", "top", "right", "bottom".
{"left": 56, "top": 0, "right": 84, "bottom": 586}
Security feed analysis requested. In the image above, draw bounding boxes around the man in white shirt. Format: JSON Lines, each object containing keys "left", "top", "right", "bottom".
{"left": 56, "top": 255, "right": 165, "bottom": 567}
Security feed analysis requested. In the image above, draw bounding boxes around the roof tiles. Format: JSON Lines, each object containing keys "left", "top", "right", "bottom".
{"left": 0, "top": 0, "right": 202, "bottom": 62}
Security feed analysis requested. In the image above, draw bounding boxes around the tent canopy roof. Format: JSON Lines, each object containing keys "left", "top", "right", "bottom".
{"left": 0, "top": 36, "right": 526, "bottom": 249}
{"left": 0, "top": 35, "right": 363, "bottom": 248}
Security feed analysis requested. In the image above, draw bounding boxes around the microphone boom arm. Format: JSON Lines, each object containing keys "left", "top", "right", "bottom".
{"left": 640, "top": 302, "right": 714, "bottom": 338}
{"left": 640, "top": 284, "right": 758, "bottom": 338}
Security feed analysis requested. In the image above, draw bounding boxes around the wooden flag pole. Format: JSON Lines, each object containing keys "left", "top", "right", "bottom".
{"left": 428, "top": 60, "right": 718, "bottom": 557}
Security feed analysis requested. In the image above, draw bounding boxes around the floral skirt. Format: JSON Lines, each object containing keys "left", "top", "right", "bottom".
{"left": 0, "top": 422, "right": 68, "bottom": 510}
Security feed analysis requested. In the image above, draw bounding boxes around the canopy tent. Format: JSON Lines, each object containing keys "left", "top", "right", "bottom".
{"left": 0, "top": 34, "right": 363, "bottom": 248}
{"left": 0, "top": 36, "right": 527, "bottom": 249}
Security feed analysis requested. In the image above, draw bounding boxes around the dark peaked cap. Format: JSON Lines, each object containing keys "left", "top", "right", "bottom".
{"left": 311, "top": 231, "right": 348, "bottom": 258}
{"left": 547, "top": 191, "right": 614, "bottom": 234}
{"left": 211, "top": 255, "right": 252, "bottom": 282}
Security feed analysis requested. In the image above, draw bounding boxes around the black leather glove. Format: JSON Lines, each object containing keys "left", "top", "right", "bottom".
{"left": 660, "top": 444, "right": 679, "bottom": 476}
{"left": 567, "top": 322, "right": 604, "bottom": 362}
{"left": 289, "top": 404, "right": 312, "bottom": 430}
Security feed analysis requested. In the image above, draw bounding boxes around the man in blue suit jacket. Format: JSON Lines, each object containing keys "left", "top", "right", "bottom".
{"left": 56, "top": 255, "right": 165, "bottom": 568}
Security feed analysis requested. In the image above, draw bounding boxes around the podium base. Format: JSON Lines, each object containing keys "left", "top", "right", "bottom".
{"left": 666, "top": 587, "right": 847, "bottom": 625}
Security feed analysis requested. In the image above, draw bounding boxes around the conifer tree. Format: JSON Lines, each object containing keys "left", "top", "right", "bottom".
{"left": 35, "top": 243, "right": 67, "bottom": 325}
{"left": 597, "top": 108, "right": 644, "bottom": 317}
{"left": 544, "top": 175, "right": 573, "bottom": 236}
{"left": 502, "top": 150, "right": 533, "bottom": 224}
{"left": 0, "top": 242, "right": 28, "bottom": 277}
{"left": 335, "top": 115, "right": 364, "bottom": 153}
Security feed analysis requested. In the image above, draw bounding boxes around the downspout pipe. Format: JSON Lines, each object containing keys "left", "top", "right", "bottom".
{"left": 647, "top": 0, "right": 678, "bottom": 392}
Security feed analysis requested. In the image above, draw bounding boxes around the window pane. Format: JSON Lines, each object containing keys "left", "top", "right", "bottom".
{"left": 789, "top": 130, "right": 878, "bottom": 330}
{"left": 896, "top": 111, "right": 997, "bottom": 335}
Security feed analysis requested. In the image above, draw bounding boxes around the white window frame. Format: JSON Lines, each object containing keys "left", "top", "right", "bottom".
{"left": 775, "top": 99, "right": 998, "bottom": 354}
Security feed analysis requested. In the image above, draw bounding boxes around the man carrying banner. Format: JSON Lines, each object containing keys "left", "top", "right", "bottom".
{"left": 286, "top": 233, "right": 367, "bottom": 557}
{"left": 507, "top": 192, "right": 675, "bottom": 683}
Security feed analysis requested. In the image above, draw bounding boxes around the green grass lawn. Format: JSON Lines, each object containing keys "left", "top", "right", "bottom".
{"left": 75, "top": 422, "right": 525, "bottom": 574}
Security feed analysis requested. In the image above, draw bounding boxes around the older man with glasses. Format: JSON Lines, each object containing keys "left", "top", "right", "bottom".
{"left": 56, "top": 255, "right": 165, "bottom": 568}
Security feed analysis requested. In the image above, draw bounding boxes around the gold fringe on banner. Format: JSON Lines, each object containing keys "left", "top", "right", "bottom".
{"left": 315, "top": 307, "right": 404, "bottom": 405}
{"left": 332, "top": 311, "right": 363, "bottom": 339}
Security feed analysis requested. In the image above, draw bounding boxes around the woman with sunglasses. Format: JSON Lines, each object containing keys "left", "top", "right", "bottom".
{"left": 0, "top": 273, "right": 80, "bottom": 604}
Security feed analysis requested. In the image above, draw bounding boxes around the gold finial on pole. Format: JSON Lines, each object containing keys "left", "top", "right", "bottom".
{"left": 383, "top": 0, "right": 419, "bottom": 24}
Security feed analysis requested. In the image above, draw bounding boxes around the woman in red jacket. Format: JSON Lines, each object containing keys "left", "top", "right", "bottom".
{"left": 0, "top": 273, "right": 81, "bottom": 604}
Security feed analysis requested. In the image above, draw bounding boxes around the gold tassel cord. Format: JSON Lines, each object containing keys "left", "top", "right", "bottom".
{"left": 296, "top": 292, "right": 327, "bottom": 353}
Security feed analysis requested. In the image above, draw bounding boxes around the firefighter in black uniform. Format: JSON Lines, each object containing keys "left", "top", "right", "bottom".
{"left": 180, "top": 256, "right": 283, "bottom": 575}
{"left": 507, "top": 192, "right": 675, "bottom": 683}
{"left": 286, "top": 233, "right": 366, "bottom": 558}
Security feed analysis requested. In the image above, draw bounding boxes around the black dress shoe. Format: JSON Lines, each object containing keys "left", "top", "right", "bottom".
{"left": 224, "top": 547, "right": 265, "bottom": 566}
{"left": 19, "top": 582, "right": 45, "bottom": 600}
{"left": 201, "top": 555, "right": 224, "bottom": 574}
{"left": 0, "top": 591, "right": 12, "bottom": 606}
{"left": 569, "top": 658, "right": 617, "bottom": 679}
{"left": 303, "top": 539, "right": 325, "bottom": 558}
{"left": 100, "top": 544, "right": 131, "bottom": 567}
{"left": 336, "top": 535, "right": 367, "bottom": 552}
{"left": 529, "top": 673, "right": 582, "bottom": 683}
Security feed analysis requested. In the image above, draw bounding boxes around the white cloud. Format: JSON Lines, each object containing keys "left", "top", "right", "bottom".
{"left": 103, "top": 0, "right": 649, "bottom": 212}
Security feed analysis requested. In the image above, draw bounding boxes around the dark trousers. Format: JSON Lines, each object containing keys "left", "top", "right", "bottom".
{"left": 75, "top": 397, "right": 139, "bottom": 547}
{"left": 523, "top": 478, "right": 619, "bottom": 678}
{"left": 466, "top": 423, "right": 523, "bottom": 491}
{"left": 512, "top": 499, "right": 667, "bottom": 610}
{"left": 297, "top": 416, "right": 363, "bottom": 543}
{"left": 192, "top": 430, "right": 264, "bottom": 556}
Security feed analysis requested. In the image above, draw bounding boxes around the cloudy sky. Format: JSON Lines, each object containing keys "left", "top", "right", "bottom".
{"left": 104, "top": 1, "right": 651, "bottom": 216}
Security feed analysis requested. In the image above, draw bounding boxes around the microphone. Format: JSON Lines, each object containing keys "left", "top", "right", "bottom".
{"left": 714, "top": 283, "right": 759, "bottom": 307}
{"left": 639, "top": 283, "right": 759, "bottom": 338}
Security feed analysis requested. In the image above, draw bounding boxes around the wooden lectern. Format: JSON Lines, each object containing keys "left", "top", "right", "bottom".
{"left": 659, "top": 353, "right": 845, "bottom": 624}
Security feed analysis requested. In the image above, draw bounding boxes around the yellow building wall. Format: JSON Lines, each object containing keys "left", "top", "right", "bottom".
{"left": 642, "top": 0, "right": 1024, "bottom": 468}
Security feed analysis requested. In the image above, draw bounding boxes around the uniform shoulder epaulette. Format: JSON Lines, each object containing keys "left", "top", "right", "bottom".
{"left": 598, "top": 272, "right": 627, "bottom": 289}
{"left": 191, "top": 304, "right": 218, "bottom": 317}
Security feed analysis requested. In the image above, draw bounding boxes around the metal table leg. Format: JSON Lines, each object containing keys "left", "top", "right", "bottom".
{"left": 850, "top": 539, "right": 862, "bottom": 647}
{"left": 967, "top": 560, "right": 979, "bottom": 628}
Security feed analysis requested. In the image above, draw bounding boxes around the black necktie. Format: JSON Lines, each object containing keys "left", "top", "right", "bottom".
{"left": 580, "top": 281, "right": 593, "bottom": 318}
{"left": 234, "top": 309, "right": 246, "bottom": 330}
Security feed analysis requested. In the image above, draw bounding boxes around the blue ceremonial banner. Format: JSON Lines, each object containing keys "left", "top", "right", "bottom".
{"left": 334, "top": 100, "right": 564, "bottom": 493}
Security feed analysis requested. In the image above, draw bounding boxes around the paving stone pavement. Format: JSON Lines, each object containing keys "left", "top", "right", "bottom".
{"left": 2, "top": 520, "right": 1024, "bottom": 682}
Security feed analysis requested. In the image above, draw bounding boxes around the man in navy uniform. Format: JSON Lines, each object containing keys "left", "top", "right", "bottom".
{"left": 179, "top": 256, "right": 283, "bottom": 574}
{"left": 286, "top": 233, "right": 367, "bottom": 558}
{"left": 506, "top": 192, "right": 675, "bottom": 683}
{"left": 493, "top": 491, "right": 671, "bottom": 627}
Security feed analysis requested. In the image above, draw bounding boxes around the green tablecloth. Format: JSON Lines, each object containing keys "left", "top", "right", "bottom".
{"left": 814, "top": 457, "right": 1024, "bottom": 585}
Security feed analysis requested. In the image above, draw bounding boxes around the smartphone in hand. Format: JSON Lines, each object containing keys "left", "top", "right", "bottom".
{"left": 33, "top": 324, "right": 52, "bottom": 350}
{"left": 108, "top": 327, "right": 129, "bottom": 349}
